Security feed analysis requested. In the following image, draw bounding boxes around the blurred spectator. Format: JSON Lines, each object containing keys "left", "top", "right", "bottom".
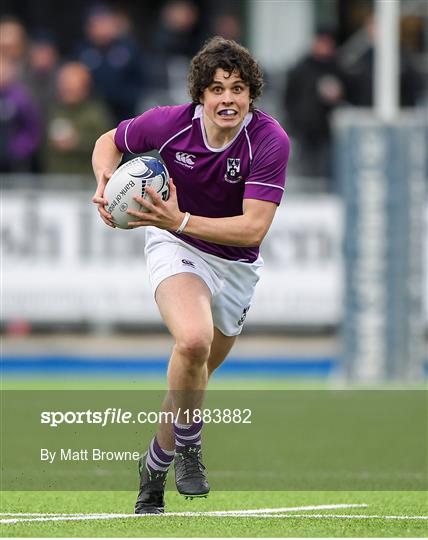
{"left": 26, "top": 33, "right": 59, "bottom": 118}
{"left": 25, "top": 33, "right": 60, "bottom": 172}
{"left": 154, "top": 0, "right": 201, "bottom": 59}
{"left": 44, "top": 62, "right": 111, "bottom": 175}
{"left": 76, "top": 4, "right": 145, "bottom": 123}
{"left": 212, "top": 13, "right": 242, "bottom": 42}
{"left": 342, "top": 15, "right": 425, "bottom": 107}
{"left": 283, "top": 29, "right": 347, "bottom": 182}
{"left": 152, "top": 0, "right": 202, "bottom": 99}
{"left": 0, "top": 16, "right": 28, "bottom": 79}
{"left": 0, "top": 54, "right": 42, "bottom": 172}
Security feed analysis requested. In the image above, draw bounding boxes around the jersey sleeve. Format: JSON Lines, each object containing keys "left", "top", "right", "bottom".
{"left": 244, "top": 128, "right": 290, "bottom": 205}
{"left": 114, "top": 106, "right": 177, "bottom": 154}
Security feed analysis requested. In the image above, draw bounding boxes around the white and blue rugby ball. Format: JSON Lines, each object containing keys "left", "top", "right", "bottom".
{"left": 104, "top": 156, "right": 170, "bottom": 229}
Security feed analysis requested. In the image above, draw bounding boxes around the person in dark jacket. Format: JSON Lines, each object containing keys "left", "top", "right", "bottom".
{"left": 150, "top": 0, "right": 203, "bottom": 98}
{"left": 76, "top": 4, "right": 145, "bottom": 123}
{"left": 344, "top": 15, "right": 425, "bottom": 107}
{"left": 283, "top": 29, "right": 347, "bottom": 181}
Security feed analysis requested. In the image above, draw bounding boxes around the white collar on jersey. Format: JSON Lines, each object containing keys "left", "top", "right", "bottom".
{"left": 193, "top": 104, "right": 253, "bottom": 153}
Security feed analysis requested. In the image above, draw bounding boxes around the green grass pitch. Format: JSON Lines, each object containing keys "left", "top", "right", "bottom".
{"left": 2, "top": 377, "right": 427, "bottom": 537}
{"left": 1, "top": 490, "right": 427, "bottom": 537}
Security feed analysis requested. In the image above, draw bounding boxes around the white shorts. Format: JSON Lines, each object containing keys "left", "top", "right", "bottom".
{"left": 144, "top": 227, "right": 264, "bottom": 336}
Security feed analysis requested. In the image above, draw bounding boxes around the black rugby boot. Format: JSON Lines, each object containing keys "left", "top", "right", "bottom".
{"left": 134, "top": 453, "right": 167, "bottom": 514}
{"left": 174, "top": 445, "right": 210, "bottom": 498}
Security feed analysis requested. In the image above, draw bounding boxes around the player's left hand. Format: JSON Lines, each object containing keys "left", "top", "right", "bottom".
{"left": 127, "top": 178, "right": 184, "bottom": 231}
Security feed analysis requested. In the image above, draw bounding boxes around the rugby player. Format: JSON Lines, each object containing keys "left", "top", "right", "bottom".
{"left": 92, "top": 36, "right": 290, "bottom": 514}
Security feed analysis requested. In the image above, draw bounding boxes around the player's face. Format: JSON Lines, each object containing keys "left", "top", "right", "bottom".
{"left": 200, "top": 69, "right": 251, "bottom": 136}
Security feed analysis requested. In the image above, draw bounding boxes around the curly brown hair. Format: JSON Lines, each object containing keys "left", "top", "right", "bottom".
{"left": 188, "top": 36, "right": 264, "bottom": 108}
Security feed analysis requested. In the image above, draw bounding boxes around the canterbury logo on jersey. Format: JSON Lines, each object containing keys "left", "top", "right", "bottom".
{"left": 175, "top": 152, "right": 196, "bottom": 168}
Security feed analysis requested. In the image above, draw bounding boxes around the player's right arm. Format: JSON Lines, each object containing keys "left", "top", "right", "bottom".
{"left": 92, "top": 128, "right": 123, "bottom": 227}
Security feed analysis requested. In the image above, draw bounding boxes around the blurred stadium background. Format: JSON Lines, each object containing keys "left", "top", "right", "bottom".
{"left": 1, "top": 0, "right": 427, "bottom": 386}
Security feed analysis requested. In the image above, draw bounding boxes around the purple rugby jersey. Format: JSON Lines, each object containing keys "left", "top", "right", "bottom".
{"left": 114, "top": 103, "right": 290, "bottom": 262}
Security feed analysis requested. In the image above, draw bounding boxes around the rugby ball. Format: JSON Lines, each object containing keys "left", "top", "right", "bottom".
{"left": 104, "top": 156, "right": 170, "bottom": 229}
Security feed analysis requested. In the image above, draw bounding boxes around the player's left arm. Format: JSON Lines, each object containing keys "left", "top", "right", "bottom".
{"left": 128, "top": 127, "right": 289, "bottom": 245}
{"left": 170, "top": 195, "right": 278, "bottom": 247}
{"left": 127, "top": 179, "right": 278, "bottom": 247}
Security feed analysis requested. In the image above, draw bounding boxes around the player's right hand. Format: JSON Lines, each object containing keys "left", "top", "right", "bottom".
{"left": 92, "top": 169, "right": 115, "bottom": 228}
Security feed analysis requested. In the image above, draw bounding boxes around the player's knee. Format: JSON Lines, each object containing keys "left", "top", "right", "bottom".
{"left": 175, "top": 332, "right": 212, "bottom": 364}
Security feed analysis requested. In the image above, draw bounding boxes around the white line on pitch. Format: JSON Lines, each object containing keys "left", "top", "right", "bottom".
{"left": 195, "top": 504, "right": 369, "bottom": 516}
{"left": 3, "top": 511, "right": 426, "bottom": 526}
{"left": 0, "top": 503, "right": 368, "bottom": 519}
{"left": 1, "top": 504, "right": 367, "bottom": 524}
{"left": 2, "top": 513, "right": 427, "bottom": 524}
{"left": 252, "top": 514, "right": 428, "bottom": 521}
{"left": 1, "top": 515, "right": 143, "bottom": 525}
{"left": 0, "top": 514, "right": 85, "bottom": 517}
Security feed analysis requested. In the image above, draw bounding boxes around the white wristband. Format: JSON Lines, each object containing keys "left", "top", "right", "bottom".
{"left": 175, "top": 212, "right": 191, "bottom": 234}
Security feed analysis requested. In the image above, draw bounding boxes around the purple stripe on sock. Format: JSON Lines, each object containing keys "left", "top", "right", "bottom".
{"left": 146, "top": 454, "right": 169, "bottom": 472}
{"left": 149, "top": 448, "right": 168, "bottom": 468}
{"left": 174, "top": 421, "right": 203, "bottom": 450}
{"left": 147, "top": 452, "right": 166, "bottom": 471}
{"left": 146, "top": 437, "right": 174, "bottom": 472}
{"left": 176, "top": 440, "right": 201, "bottom": 448}
{"left": 174, "top": 420, "right": 203, "bottom": 437}
{"left": 152, "top": 437, "right": 174, "bottom": 462}
{"left": 175, "top": 432, "right": 201, "bottom": 444}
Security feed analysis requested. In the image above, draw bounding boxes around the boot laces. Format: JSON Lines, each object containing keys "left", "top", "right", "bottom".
{"left": 178, "top": 447, "right": 205, "bottom": 476}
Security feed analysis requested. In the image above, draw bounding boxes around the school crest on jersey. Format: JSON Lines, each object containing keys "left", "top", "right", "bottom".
{"left": 224, "top": 158, "right": 242, "bottom": 183}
